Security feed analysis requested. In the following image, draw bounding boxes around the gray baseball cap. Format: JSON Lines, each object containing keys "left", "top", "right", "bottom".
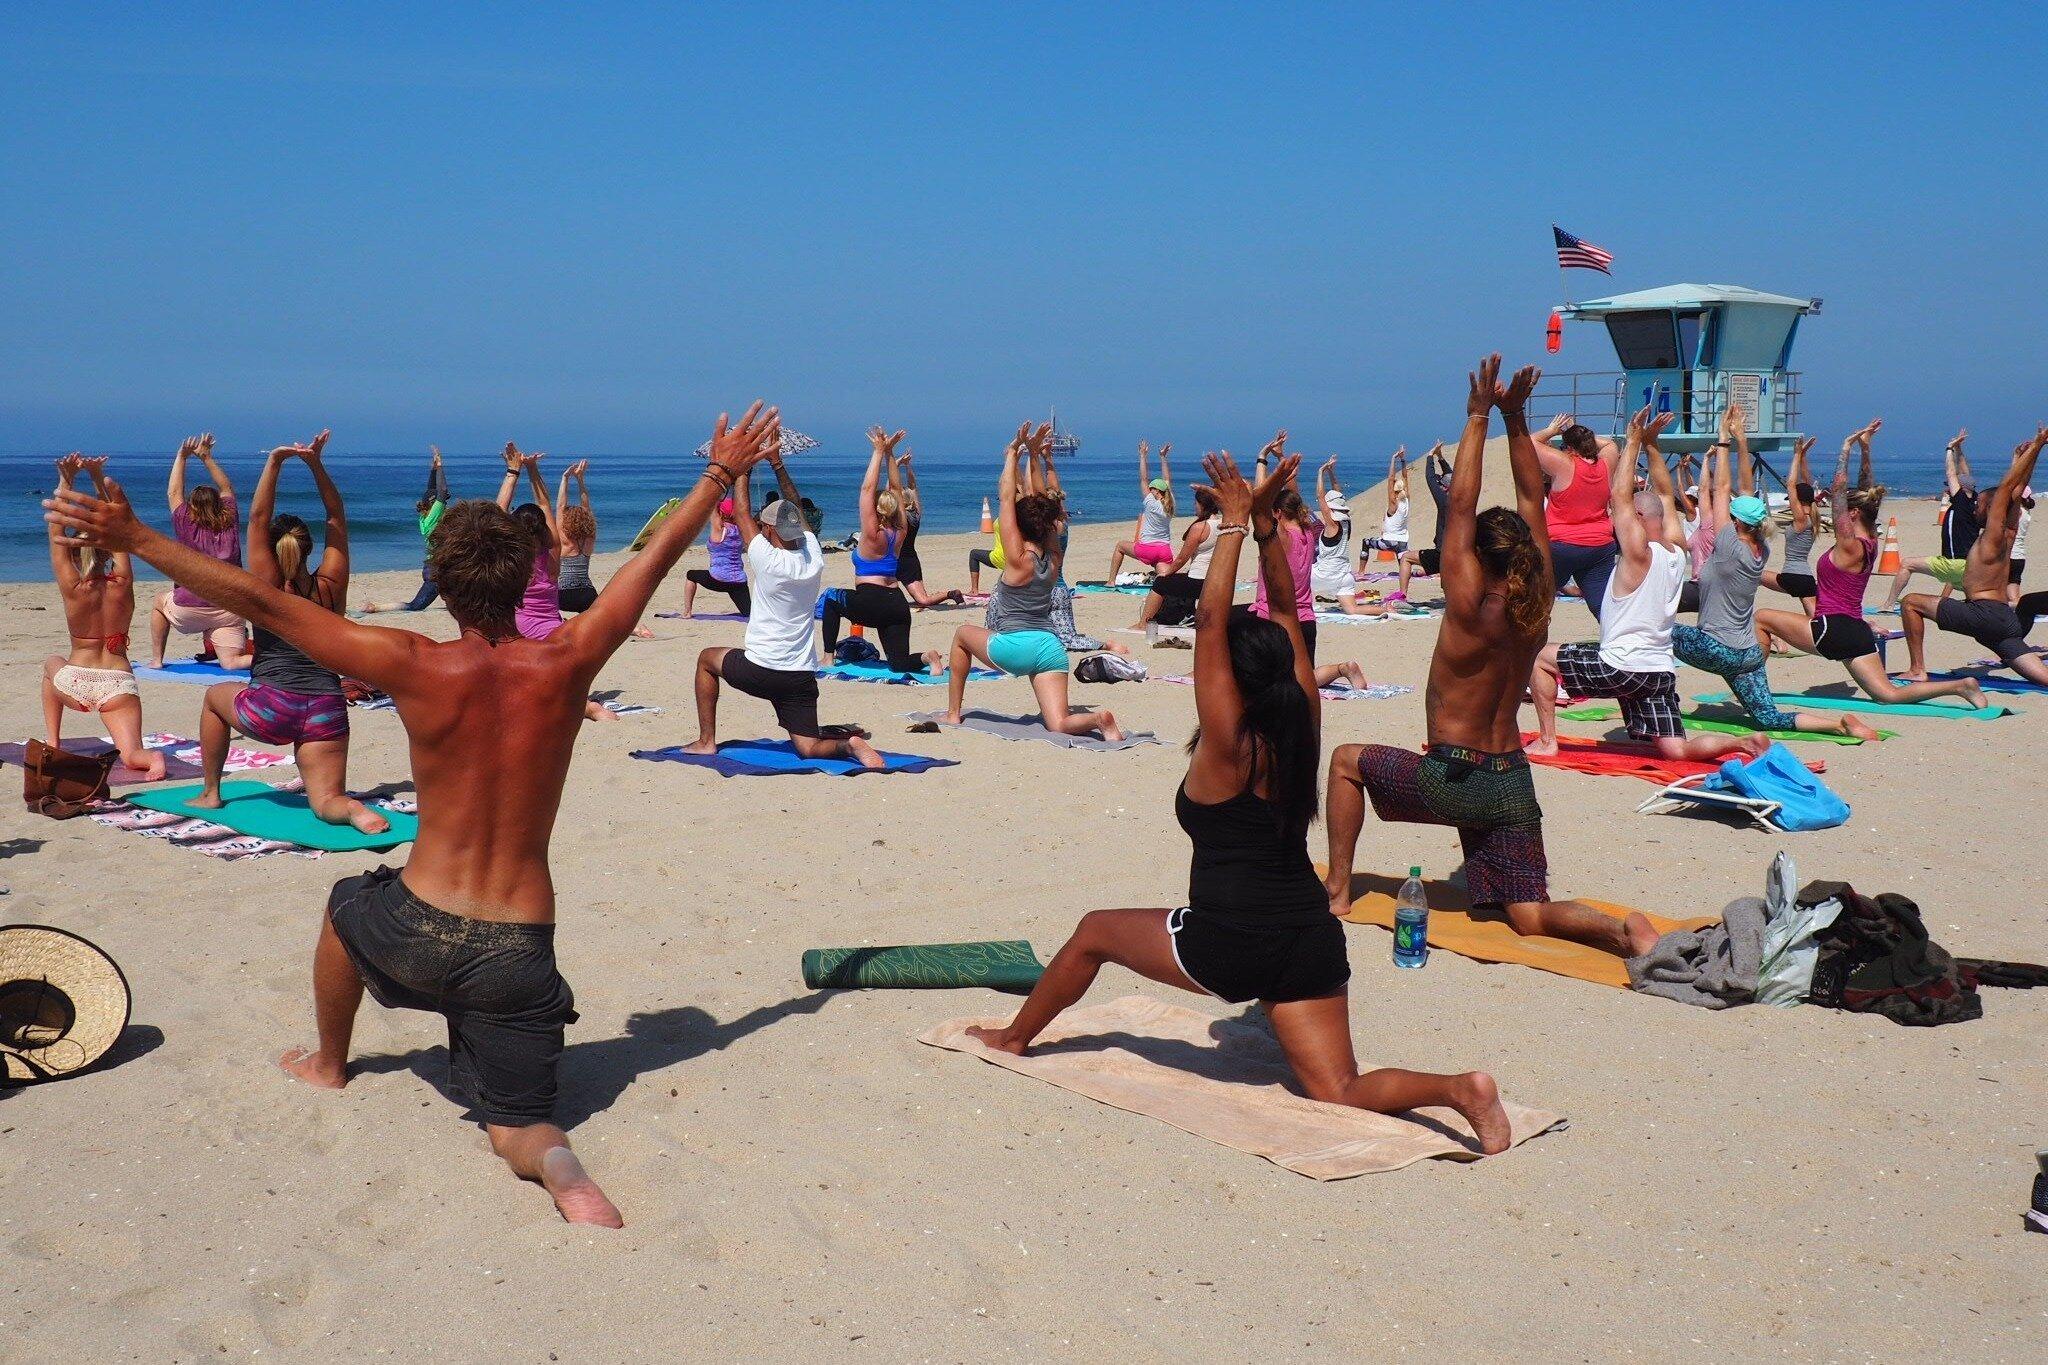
{"left": 760, "top": 499, "right": 806, "bottom": 540}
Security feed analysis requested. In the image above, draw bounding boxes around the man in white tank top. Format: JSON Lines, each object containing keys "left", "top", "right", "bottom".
{"left": 1527, "top": 408, "right": 1769, "bottom": 763}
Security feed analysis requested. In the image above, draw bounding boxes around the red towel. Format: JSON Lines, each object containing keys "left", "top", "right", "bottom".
{"left": 1518, "top": 734, "right": 1825, "bottom": 784}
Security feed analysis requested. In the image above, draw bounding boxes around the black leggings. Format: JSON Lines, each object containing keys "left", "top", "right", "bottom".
{"left": 2017, "top": 590, "right": 2048, "bottom": 637}
{"left": 685, "top": 569, "right": 752, "bottom": 617}
{"left": 823, "top": 583, "right": 920, "bottom": 672}
{"left": 968, "top": 547, "right": 999, "bottom": 575}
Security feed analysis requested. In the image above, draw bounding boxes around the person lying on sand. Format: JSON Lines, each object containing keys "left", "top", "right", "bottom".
{"left": 685, "top": 454, "right": 885, "bottom": 768}
{"left": 969, "top": 447, "right": 1512, "bottom": 1154}
{"left": 46, "top": 401, "right": 787, "bottom": 1229}
{"left": 1900, "top": 428, "right": 2048, "bottom": 685}
{"left": 1323, "top": 356, "right": 1664, "bottom": 960}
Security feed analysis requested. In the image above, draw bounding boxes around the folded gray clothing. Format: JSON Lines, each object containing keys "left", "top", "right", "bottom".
{"left": 1627, "top": 895, "right": 1767, "bottom": 1009}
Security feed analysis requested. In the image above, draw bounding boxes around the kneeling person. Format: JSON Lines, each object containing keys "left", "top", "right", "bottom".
{"left": 687, "top": 460, "right": 884, "bottom": 768}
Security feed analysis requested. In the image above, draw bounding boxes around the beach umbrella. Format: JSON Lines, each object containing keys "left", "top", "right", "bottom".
{"left": 693, "top": 428, "right": 820, "bottom": 459}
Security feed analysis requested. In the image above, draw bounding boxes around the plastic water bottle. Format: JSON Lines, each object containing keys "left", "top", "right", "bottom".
{"left": 1392, "top": 866, "right": 1429, "bottom": 969}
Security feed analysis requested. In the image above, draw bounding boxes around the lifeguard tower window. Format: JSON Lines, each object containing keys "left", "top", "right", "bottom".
{"left": 1605, "top": 311, "right": 1681, "bottom": 370}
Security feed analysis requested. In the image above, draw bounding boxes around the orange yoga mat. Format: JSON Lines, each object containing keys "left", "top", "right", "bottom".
{"left": 1333, "top": 869, "right": 1717, "bottom": 989}
{"left": 1518, "top": 733, "right": 1824, "bottom": 784}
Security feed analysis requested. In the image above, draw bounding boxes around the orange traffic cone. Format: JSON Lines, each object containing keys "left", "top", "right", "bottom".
{"left": 1376, "top": 545, "right": 1397, "bottom": 563}
{"left": 850, "top": 622, "right": 866, "bottom": 638}
{"left": 1876, "top": 516, "right": 1902, "bottom": 575}
{"left": 980, "top": 497, "right": 994, "bottom": 534}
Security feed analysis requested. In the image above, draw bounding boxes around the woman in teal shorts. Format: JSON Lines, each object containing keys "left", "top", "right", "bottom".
{"left": 943, "top": 424, "right": 1125, "bottom": 742}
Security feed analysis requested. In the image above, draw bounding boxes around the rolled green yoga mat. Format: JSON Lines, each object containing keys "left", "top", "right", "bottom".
{"left": 1560, "top": 704, "right": 1895, "bottom": 745}
{"left": 1691, "top": 691, "right": 2012, "bottom": 721}
{"left": 801, "top": 941, "right": 1044, "bottom": 992}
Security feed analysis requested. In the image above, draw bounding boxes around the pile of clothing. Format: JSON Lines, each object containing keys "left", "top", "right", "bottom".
{"left": 1627, "top": 853, "right": 2048, "bottom": 1024}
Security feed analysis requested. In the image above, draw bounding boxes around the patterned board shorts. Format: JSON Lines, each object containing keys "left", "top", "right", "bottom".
{"left": 1355, "top": 743, "right": 1549, "bottom": 909}
{"left": 1554, "top": 642, "right": 1683, "bottom": 741}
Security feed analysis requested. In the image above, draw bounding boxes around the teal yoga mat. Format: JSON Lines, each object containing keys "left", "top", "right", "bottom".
{"left": 1691, "top": 691, "right": 2012, "bottom": 721}
{"left": 801, "top": 941, "right": 1044, "bottom": 992}
{"left": 126, "top": 781, "right": 417, "bottom": 851}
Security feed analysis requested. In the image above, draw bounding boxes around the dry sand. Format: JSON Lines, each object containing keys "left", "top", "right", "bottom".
{"left": 1, "top": 496, "right": 2042, "bottom": 1361}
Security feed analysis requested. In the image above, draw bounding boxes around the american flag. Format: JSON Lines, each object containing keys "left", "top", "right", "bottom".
{"left": 1553, "top": 225, "right": 1614, "bottom": 274}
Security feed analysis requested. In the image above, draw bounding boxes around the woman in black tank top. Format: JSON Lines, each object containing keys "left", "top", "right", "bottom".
{"left": 192, "top": 434, "right": 391, "bottom": 836}
{"left": 967, "top": 445, "right": 1514, "bottom": 1155}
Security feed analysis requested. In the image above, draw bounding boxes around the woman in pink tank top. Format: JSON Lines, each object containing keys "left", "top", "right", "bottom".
{"left": 1533, "top": 418, "right": 1620, "bottom": 620}
{"left": 1757, "top": 426, "right": 1985, "bottom": 708}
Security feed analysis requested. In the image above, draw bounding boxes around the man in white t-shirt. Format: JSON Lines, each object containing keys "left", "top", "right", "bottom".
{"left": 1526, "top": 407, "right": 1766, "bottom": 762}
{"left": 684, "top": 459, "right": 885, "bottom": 768}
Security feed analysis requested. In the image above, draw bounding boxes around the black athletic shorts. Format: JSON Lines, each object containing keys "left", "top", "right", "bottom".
{"left": 2011, "top": 558, "right": 2027, "bottom": 586}
{"left": 1416, "top": 547, "right": 1441, "bottom": 576}
{"left": 557, "top": 583, "right": 598, "bottom": 613}
{"left": 1935, "top": 597, "right": 2032, "bottom": 665}
{"left": 1810, "top": 613, "right": 1877, "bottom": 662}
{"left": 1167, "top": 906, "right": 1350, "bottom": 1004}
{"left": 1678, "top": 580, "right": 1701, "bottom": 616}
{"left": 1776, "top": 571, "right": 1818, "bottom": 600}
{"left": 720, "top": 649, "right": 822, "bottom": 737}
{"left": 328, "top": 866, "right": 576, "bottom": 1127}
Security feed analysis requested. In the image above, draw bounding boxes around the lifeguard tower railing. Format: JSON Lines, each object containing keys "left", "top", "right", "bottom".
{"left": 1529, "top": 369, "right": 1806, "bottom": 499}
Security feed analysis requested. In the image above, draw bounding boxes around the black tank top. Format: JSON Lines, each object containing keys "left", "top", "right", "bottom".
{"left": 1174, "top": 780, "right": 1328, "bottom": 928}
{"left": 251, "top": 580, "right": 343, "bottom": 696}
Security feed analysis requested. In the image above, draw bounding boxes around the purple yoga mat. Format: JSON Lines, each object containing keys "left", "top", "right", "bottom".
{"left": 0, "top": 736, "right": 202, "bottom": 785}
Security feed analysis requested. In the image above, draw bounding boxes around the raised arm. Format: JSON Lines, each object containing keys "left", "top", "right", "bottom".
{"left": 1980, "top": 428, "right": 2047, "bottom": 549}
{"left": 765, "top": 447, "right": 803, "bottom": 507}
{"left": 1829, "top": 436, "right": 1862, "bottom": 560}
{"left": 299, "top": 432, "right": 349, "bottom": 589}
{"left": 1440, "top": 360, "right": 1497, "bottom": 618}
{"left": 562, "top": 404, "right": 780, "bottom": 665}
{"left": 1029, "top": 424, "right": 1060, "bottom": 499}
{"left": 1253, "top": 447, "right": 1319, "bottom": 725}
{"left": 246, "top": 444, "right": 295, "bottom": 587}
{"left": 1157, "top": 442, "right": 1172, "bottom": 500}
{"left": 48, "top": 456, "right": 83, "bottom": 588}
{"left": 1950, "top": 427, "right": 1973, "bottom": 491}
{"left": 730, "top": 462, "right": 761, "bottom": 545}
{"left": 521, "top": 454, "right": 558, "bottom": 540}
{"left": 1530, "top": 412, "right": 1575, "bottom": 483}
{"left": 860, "top": 427, "right": 901, "bottom": 540}
{"left": 1789, "top": 437, "right": 1816, "bottom": 530}
{"left": 995, "top": 425, "right": 1029, "bottom": 564}
{"left": 194, "top": 432, "right": 233, "bottom": 502}
{"left": 46, "top": 477, "right": 421, "bottom": 688}
{"left": 1137, "top": 440, "right": 1152, "bottom": 498}
{"left": 1386, "top": 447, "right": 1404, "bottom": 515}
{"left": 495, "top": 443, "right": 522, "bottom": 511}
{"left": 427, "top": 445, "right": 449, "bottom": 504}
{"left": 1638, "top": 411, "right": 1685, "bottom": 547}
{"left": 1612, "top": 407, "right": 1653, "bottom": 562}
{"left": 1190, "top": 452, "right": 1253, "bottom": 748}
{"left": 1855, "top": 419, "right": 1880, "bottom": 490}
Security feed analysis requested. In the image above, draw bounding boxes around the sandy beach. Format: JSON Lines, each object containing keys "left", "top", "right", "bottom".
{"left": 1, "top": 497, "right": 2041, "bottom": 1361}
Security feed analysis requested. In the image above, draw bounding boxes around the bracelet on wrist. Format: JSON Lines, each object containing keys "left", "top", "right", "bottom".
{"left": 1215, "top": 523, "right": 1248, "bottom": 537}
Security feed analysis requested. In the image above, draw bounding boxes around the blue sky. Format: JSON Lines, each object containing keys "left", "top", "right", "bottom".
{"left": 3, "top": 3, "right": 2043, "bottom": 464}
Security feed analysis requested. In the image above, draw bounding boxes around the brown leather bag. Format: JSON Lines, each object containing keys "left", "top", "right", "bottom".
{"left": 22, "top": 739, "right": 116, "bottom": 819}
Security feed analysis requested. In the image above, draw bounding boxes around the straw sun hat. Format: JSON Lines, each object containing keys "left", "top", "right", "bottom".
{"left": 0, "top": 925, "right": 131, "bottom": 1084}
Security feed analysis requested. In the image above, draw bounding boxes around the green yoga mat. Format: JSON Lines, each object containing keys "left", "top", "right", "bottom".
{"left": 1561, "top": 704, "right": 1896, "bottom": 745}
{"left": 801, "top": 941, "right": 1044, "bottom": 993}
{"left": 1691, "top": 691, "right": 2012, "bottom": 721}
{"left": 126, "top": 781, "right": 418, "bottom": 851}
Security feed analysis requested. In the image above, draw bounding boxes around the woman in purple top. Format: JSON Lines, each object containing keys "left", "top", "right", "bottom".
{"left": 496, "top": 443, "right": 618, "bottom": 722}
{"left": 682, "top": 496, "right": 752, "bottom": 617}
{"left": 151, "top": 432, "right": 252, "bottom": 668}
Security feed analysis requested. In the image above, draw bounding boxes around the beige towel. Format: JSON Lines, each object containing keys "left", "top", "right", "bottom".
{"left": 919, "top": 995, "right": 1565, "bottom": 1179}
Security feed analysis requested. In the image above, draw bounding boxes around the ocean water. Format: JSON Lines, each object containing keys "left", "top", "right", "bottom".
{"left": 1, "top": 447, "right": 1154, "bottom": 583}
{"left": 1, "top": 444, "right": 1956, "bottom": 584}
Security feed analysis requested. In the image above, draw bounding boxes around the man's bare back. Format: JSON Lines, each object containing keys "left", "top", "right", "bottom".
{"left": 1426, "top": 597, "right": 1545, "bottom": 754}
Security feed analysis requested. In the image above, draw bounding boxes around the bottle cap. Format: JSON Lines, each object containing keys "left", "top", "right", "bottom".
{"left": 1409, "top": 866, "right": 1422, "bottom": 877}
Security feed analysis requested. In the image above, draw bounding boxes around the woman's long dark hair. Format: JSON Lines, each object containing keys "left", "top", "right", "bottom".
{"left": 1188, "top": 612, "right": 1319, "bottom": 834}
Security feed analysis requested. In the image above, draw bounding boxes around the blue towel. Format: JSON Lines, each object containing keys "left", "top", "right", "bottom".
{"left": 134, "top": 659, "right": 251, "bottom": 684}
{"left": 631, "top": 740, "right": 958, "bottom": 777}
{"left": 817, "top": 662, "right": 999, "bottom": 686}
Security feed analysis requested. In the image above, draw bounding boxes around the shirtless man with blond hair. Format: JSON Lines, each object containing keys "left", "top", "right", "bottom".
{"left": 46, "top": 402, "right": 785, "bottom": 1229}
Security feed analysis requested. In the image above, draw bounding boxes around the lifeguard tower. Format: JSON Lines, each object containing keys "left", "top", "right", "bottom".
{"left": 1537, "top": 283, "right": 1821, "bottom": 483}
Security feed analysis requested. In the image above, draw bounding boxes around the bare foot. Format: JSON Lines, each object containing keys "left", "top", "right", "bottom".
{"left": 125, "top": 751, "right": 168, "bottom": 781}
{"left": 631, "top": 625, "right": 654, "bottom": 640}
{"left": 1896, "top": 669, "right": 1930, "bottom": 683}
{"left": 586, "top": 704, "right": 620, "bottom": 723}
{"left": 1737, "top": 734, "right": 1771, "bottom": 758}
{"left": 1105, "top": 640, "right": 1132, "bottom": 656}
{"left": 1095, "top": 709, "right": 1125, "bottom": 743}
{"left": 1340, "top": 662, "right": 1367, "bottom": 689}
{"left": 348, "top": 802, "right": 392, "bottom": 835}
{"left": 942, "top": 709, "right": 963, "bottom": 725}
{"left": 1451, "top": 1072, "right": 1513, "bottom": 1156}
{"left": 1842, "top": 714, "right": 1882, "bottom": 742}
{"left": 965, "top": 1025, "right": 1026, "bottom": 1056}
{"left": 1523, "top": 736, "right": 1559, "bottom": 757}
{"left": 679, "top": 739, "right": 717, "bottom": 756}
{"left": 1622, "top": 911, "right": 1662, "bottom": 957}
{"left": 1326, "top": 875, "right": 1352, "bottom": 917}
{"left": 538, "top": 1147, "right": 624, "bottom": 1229}
{"left": 278, "top": 1046, "right": 347, "bottom": 1090}
{"left": 188, "top": 789, "right": 224, "bottom": 811}
{"left": 1959, "top": 679, "right": 1988, "bottom": 709}
{"left": 848, "top": 736, "right": 887, "bottom": 770}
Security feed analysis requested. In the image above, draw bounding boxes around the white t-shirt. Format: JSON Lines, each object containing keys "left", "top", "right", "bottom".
{"left": 1599, "top": 541, "right": 1685, "bottom": 674}
{"left": 743, "top": 532, "right": 823, "bottom": 673}
{"left": 1381, "top": 496, "right": 1410, "bottom": 543}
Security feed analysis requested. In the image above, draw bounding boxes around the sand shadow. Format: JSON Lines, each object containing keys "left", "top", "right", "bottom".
{"left": 0, "top": 838, "right": 46, "bottom": 859}
{"left": 351, "top": 991, "right": 833, "bottom": 1130}
{"left": 2, "top": 1023, "right": 166, "bottom": 1100}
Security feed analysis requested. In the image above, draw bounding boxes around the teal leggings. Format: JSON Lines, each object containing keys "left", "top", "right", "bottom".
{"left": 1672, "top": 623, "right": 1794, "bottom": 729}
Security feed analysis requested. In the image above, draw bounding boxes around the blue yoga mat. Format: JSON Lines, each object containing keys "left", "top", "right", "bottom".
{"left": 1929, "top": 670, "right": 2048, "bottom": 695}
{"left": 818, "top": 662, "right": 998, "bottom": 685}
{"left": 134, "top": 659, "right": 250, "bottom": 684}
{"left": 631, "top": 740, "right": 959, "bottom": 777}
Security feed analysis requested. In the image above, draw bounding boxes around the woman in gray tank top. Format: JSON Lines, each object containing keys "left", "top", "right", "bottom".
{"left": 942, "top": 424, "right": 1126, "bottom": 742}
{"left": 1762, "top": 436, "right": 1820, "bottom": 611}
{"left": 194, "top": 434, "right": 394, "bottom": 834}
